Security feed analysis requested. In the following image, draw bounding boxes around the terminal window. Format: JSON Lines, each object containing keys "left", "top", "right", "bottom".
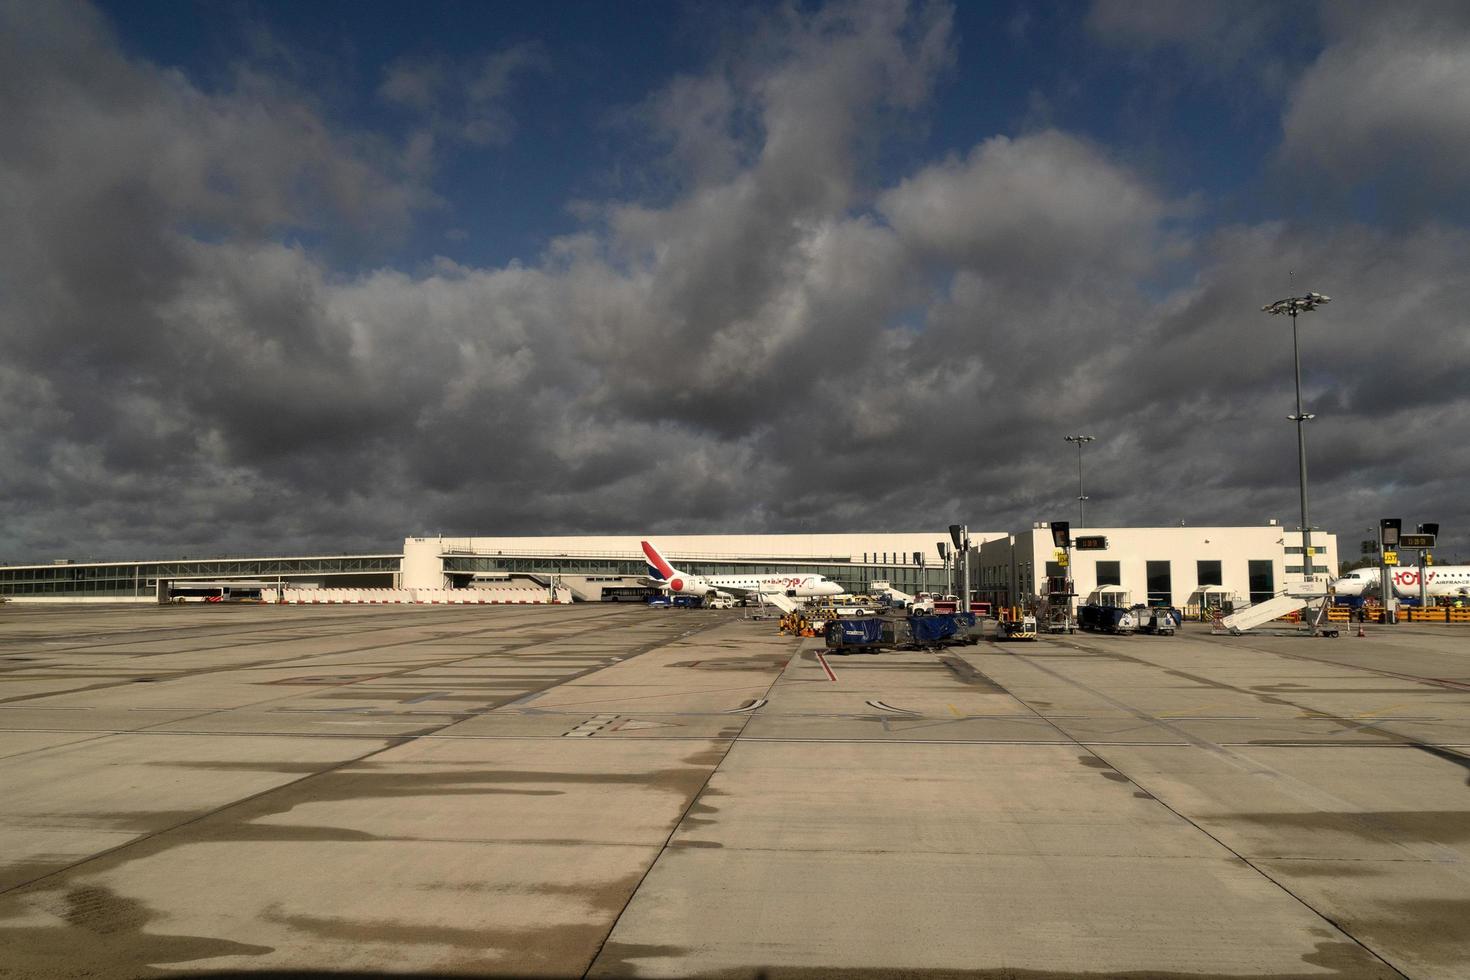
{"left": 1249, "top": 560, "right": 1274, "bottom": 604}
{"left": 1095, "top": 561, "right": 1121, "bottom": 587}
{"left": 1146, "top": 561, "right": 1171, "bottom": 606}
{"left": 1196, "top": 560, "right": 1222, "bottom": 587}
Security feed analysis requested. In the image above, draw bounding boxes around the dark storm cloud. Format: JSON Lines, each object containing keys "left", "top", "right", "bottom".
{"left": 1, "top": 0, "right": 1468, "bottom": 563}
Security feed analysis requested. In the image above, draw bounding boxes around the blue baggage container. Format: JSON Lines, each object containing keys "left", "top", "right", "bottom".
{"left": 824, "top": 617, "right": 886, "bottom": 650}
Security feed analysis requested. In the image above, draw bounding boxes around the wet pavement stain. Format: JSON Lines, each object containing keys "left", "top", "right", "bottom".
{"left": 1, "top": 762, "right": 719, "bottom": 898}
{"left": 936, "top": 656, "right": 1006, "bottom": 693}
{"left": 682, "top": 799, "right": 721, "bottom": 830}
{"left": 588, "top": 940, "right": 692, "bottom": 977}
{"left": 1224, "top": 809, "right": 1470, "bottom": 844}
{"left": 257, "top": 906, "right": 622, "bottom": 975}
{"left": 1412, "top": 743, "right": 1470, "bottom": 786}
{"left": 1354, "top": 897, "right": 1470, "bottom": 958}
{"left": 145, "top": 761, "right": 338, "bottom": 774}
{"left": 585, "top": 940, "right": 1395, "bottom": 979}
{"left": 1268, "top": 861, "right": 1388, "bottom": 879}
{"left": 0, "top": 884, "right": 274, "bottom": 978}
{"left": 667, "top": 654, "right": 791, "bottom": 672}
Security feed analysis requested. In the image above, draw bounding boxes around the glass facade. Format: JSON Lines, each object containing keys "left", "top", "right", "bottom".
{"left": 0, "top": 556, "right": 399, "bottom": 597}
{"left": 1249, "top": 560, "right": 1275, "bottom": 604}
{"left": 1146, "top": 561, "right": 1172, "bottom": 606}
{"left": 1196, "top": 560, "right": 1222, "bottom": 587}
{"left": 1095, "top": 561, "right": 1121, "bottom": 587}
{"left": 443, "top": 554, "right": 932, "bottom": 595}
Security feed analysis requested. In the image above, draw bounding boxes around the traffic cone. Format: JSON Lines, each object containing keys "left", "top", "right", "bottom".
{"left": 1357, "top": 622, "right": 1366, "bottom": 638}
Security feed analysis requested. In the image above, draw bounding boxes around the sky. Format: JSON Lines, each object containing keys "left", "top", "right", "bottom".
{"left": 1, "top": 0, "right": 1468, "bottom": 563}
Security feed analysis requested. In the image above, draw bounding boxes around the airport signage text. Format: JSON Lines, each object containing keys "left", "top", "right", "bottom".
{"left": 1399, "top": 533, "right": 1436, "bottom": 549}
{"left": 1072, "top": 535, "right": 1109, "bottom": 551}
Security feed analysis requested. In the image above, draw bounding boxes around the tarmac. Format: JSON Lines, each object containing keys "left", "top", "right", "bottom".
{"left": 0, "top": 602, "right": 1467, "bottom": 979}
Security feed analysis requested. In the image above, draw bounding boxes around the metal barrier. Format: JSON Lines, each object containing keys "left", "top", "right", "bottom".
{"left": 1338, "top": 605, "right": 1470, "bottom": 623}
{"left": 1405, "top": 607, "right": 1448, "bottom": 622}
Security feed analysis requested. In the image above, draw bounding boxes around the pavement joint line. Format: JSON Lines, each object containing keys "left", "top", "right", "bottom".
{"left": 500, "top": 682, "right": 782, "bottom": 712}
{"left": 4, "top": 728, "right": 1470, "bottom": 747}
{"left": 579, "top": 634, "right": 794, "bottom": 979}
{"left": 1015, "top": 636, "right": 1470, "bottom": 780}
{"left": 1198, "top": 632, "right": 1470, "bottom": 693}
{"left": 0, "top": 610, "right": 730, "bottom": 899}
{"left": 117, "top": 611, "right": 687, "bottom": 737}
{"left": 0, "top": 605, "right": 643, "bottom": 708}
{"left": 989, "top": 644, "right": 1428, "bottom": 977}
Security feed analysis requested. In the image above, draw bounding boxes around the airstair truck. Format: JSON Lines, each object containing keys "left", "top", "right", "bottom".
{"left": 871, "top": 581, "right": 916, "bottom": 609}
{"left": 1219, "top": 581, "right": 1338, "bottom": 637}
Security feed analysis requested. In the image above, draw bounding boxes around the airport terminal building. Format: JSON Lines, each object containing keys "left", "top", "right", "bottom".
{"left": 0, "top": 524, "right": 1335, "bottom": 608}
{"left": 976, "top": 524, "right": 1336, "bottom": 612}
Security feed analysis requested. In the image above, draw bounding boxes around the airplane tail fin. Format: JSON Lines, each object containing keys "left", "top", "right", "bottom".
{"left": 641, "top": 540, "right": 681, "bottom": 582}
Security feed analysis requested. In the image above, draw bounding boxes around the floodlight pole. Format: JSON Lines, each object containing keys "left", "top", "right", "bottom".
{"left": 1064, "top": 435, "right": 1095, "bottom": 526}
{"left": 1289, "top": 308, "right": 1313, "bottom": 579}
{"left": 1263, "top": 292, "right": 1330, "bottom": 583}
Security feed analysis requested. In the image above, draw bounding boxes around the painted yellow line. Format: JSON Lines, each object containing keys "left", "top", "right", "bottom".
{"left": 947, "top": 703, "right": 962, "bottom": 717}
{"left": 1354, "top": 703, "right": 1409, "bottom": 719}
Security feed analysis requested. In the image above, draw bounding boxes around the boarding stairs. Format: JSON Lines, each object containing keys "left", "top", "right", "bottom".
{"left": 1219, "top": 581, "right": 1332, "bottom": 635}
{"left": 757, "top": 591, "right": 799, "bottom": 614}
{"left": 873, "top": 582, "right": 916, "bottom": 607}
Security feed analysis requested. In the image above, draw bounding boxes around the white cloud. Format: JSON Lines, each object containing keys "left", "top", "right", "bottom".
{"left": 378, "top": 42, "right": 548, "bottom": 150}
{"left": 4, "top": 0, "right": 1470, "bottom": 561}
{"left": 1279, "top": 11, "right": 1470, "bottom": 193}
{"left": 878, "top": 130, "right": 1179, "bottom": 276}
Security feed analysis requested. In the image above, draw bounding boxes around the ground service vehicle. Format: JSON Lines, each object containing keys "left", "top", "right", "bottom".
{"left": 994, "top": 615, "right": 1038, "bottom": 641}
{"left": 1132, "top": 605, "right": 1180, "bottom": 635}
{"left": 1078, "top": 604, "right": 1135, "bottom": 634}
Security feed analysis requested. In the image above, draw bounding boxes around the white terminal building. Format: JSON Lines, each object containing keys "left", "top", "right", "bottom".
{"left": 1, "top": 524, "right": 1335, "bottom": 608}
{"left": 975, "top": 524, "right": 1335, "bottom": 611}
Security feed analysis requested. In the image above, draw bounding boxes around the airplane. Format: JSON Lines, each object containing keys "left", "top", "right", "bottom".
{"left": 1334, "top": 565, "right": 1470, "bottom": 599}
{"left": 639, "top": 540, "right": 844, "bottom": 601}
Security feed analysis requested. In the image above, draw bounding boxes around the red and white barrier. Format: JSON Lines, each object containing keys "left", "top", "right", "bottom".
{"left": 280, "top": 585, "right": 571, "bottom": 605}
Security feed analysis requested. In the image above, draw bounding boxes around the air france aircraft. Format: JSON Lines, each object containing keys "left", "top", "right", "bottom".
{"left": 640, "top": 540, "right": 844, "bottom": 600}
{"left": 1334, "top": 566, "right": 1470, "bottom": 599}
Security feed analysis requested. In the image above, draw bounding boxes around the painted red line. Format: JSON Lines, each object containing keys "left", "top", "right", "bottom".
{"left": 816, "top": 652, "right": 837, "bottom": 682}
